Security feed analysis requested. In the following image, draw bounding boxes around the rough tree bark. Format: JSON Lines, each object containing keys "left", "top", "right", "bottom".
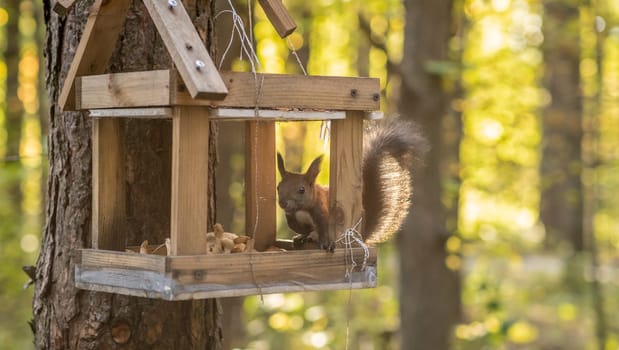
{"left": 540, "top": 0, "right": 583, "bottom": 251}
{"left": 33, "top": 1, "right": 223, "bottom": 348}
{"left": 397, "top": 0, "right": 461, "bottom": 348}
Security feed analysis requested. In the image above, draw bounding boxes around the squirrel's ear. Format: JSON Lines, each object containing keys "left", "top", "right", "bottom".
{"left": 305, "top": 155, "right": 323, "bottom": 183}
{"left": 277, "top": 152, "right": 287, "bottom": 177}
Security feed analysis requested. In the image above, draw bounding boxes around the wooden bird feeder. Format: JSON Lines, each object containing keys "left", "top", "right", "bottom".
{"left": 63, "top": 0, "right": 381, "bottom": 300}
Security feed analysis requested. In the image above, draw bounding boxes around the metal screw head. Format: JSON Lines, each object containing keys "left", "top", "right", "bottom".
{"left": 350, "top": 89, "right": 358, "bottom": 98}
{"left": 195, "top": 60, "right": 206, "bottom": 70}
{"left": 167, "top": 0, "right": 178, "bottom": 9}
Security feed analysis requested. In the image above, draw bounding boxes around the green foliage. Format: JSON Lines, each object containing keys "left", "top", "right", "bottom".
{"left": 242, "top": 244, "right": 400, "bottom": 349}
{"left": 0, "top": 1, "right": 43, "bottom": 348}
{"left": 459, "top": 0, "right": 544, "bottom": 250}
{"left": 227, "top": 0, "right": 619, "bottom": 348}
{"left": 0, "top": 162, "right": 39, "bottom": 350}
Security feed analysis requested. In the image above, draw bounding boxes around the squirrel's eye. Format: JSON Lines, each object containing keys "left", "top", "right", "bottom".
{"left": 298, "top": 186, "right": 305, "bottom": 194}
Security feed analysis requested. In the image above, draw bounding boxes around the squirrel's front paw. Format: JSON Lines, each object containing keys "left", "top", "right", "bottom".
{"left": 320, "top": 239, "right": 335, "bottom": 253}
{"left": 292, "top": 234, "right": 309, "bottom": 248}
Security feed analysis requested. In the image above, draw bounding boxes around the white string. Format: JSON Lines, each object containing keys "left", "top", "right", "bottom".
{"left": 335, "top": 217, "right": 368, "bottom": 277}
{"left": 215, "top": 0, "right": 263, "bottom": 72}
{"left": 215, "top": 0, "right": 267, "bottom": 302}
{"left": 286, "top": 37, "right": 307, "bottom": 76}
{"left": 319, "top": 120, "right": 330, "bottom": 151}
{"left": 334, "top": 217, "right": 367, "bottom": 350}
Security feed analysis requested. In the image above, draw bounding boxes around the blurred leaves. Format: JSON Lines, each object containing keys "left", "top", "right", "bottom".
{"left": 1, "top": 0, "right": 618, "bottom": 348}
{"left": 0, "top": 1, "right": 43, "bottom": 349}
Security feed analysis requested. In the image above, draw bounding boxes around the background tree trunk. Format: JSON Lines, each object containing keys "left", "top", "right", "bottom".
{"left": 4, "top": 0, "right": 24, "bottom": 214}
{"left": 33, "top": 1, "right": 223, "bottom": 348}
{"left": 540, "top": 1, "right": 583, "bottom": 251}
{"left": 397, "top": 0, "right": 460, "bottom": 348}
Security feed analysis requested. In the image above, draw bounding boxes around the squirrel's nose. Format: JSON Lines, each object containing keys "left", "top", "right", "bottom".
{"left": 278, "top": 200, "right": 286, "bottom": 209}
{"left": 279, "top": 200, "right": 295, "bottom": 211}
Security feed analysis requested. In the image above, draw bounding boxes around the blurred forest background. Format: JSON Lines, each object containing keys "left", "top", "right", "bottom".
{"left": 2, "top": 0, "right": 619, "bottom": 348}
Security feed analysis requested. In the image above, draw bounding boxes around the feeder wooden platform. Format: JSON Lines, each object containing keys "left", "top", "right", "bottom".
{"left": 76, "top": 247, "right": 377, "bottom": 300}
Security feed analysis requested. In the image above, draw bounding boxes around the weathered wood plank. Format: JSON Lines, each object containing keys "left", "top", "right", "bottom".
{"left": 75, "top": 266, "right": 176, "bottom": 299}
{"left": 329, "top": 112, "right": 364, "bottom": 241}
{"left": 183, "top": 72, "right": 381, "bottom": 111}
{"left": 87, "top": 108, "right": 376, "bottom": 121}
{"left": 76, "top": 70, "right": 380, "bottom": 111}
{"left": 246, "top": 121, "right": 277, "bottom": 251}
{"left": 76, "top": 70, "right": 173, "bottom": 110}
{"left": 80, "top": 249, "right": 166, "bottom": 272}
{"left": 175, "top": 275, "right": 376, "bottom": 299}
{"left": 89, "top": 108, "right": 173, "bottom": 119}
{"left": 92, "top": 119, "right": 126, "bottom": 251}
{"left": 58, "top": 0, "right": 131, "bottom": 111}
{"left": 75, "top": 264, "right": 377, "bottom": 300}
{"left": 143, "top": 0, "right": 227, "bottom": 99}
{"left": 170, "top": 107, "right": 209, "bottom": 255}
{"left": 210, "top": 108, "right": 346, "bottom": 120}
{"left": 167, "top": 248, "right": 376, "bottom": 285}
{"left": 257, "top": 0, "right": 297, "bottom": 38}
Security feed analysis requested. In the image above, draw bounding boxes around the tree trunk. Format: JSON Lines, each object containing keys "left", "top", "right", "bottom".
{"left": 397, "top": 0, "right": 460, "bottom": 349}
{"left": 540, "top": 1, "right": 583, "bottom": 251}
{"left": 33, "top": 1, "right": 223, "bottom": 349}
{"left": 5, "top": 0, "right": 24, "bottom": 158}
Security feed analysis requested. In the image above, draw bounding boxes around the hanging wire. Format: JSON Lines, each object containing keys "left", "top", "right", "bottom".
{"left": 216, "top": 0, "right": 268, "bottom": 302}
{"left": 286, "top": 37, "right": 307, "bottom": 76}
{"left": 215, "top": 0, "right": 263, "bottom": 72}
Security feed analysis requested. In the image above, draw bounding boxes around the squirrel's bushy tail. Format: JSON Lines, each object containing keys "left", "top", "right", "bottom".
{"left": 362, "top": 118, "right": 428, "bottom": 244}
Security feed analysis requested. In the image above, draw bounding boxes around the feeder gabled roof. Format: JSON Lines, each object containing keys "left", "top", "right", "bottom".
{"left": 57, "top": 0, "right": 228, "bottom": 111}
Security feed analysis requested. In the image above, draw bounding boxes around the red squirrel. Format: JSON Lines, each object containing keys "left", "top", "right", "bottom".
{"left": 276, "top": 118, "right": 428, "bottom": 251}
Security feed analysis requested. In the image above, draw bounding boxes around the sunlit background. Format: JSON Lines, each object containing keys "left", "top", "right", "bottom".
{"left": 1, "top": 0, "right": 619, "bottom": 348}
{"left": 0, "top": 0, "right": 44, "bottom": 349}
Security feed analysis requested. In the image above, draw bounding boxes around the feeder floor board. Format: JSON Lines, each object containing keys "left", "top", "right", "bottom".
{"left": 75, "top": 247, "right": 377, "bottom": 300}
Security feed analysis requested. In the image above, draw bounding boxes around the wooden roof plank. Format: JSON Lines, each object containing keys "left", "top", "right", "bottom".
{"left": 257, "top": 0, "right": 297, "bottom": 38}
{"left": 58, "top": 0, "right": 132, "bottom": 111}
{"left": 143, "top": 0, "right": 228, "bottom": 99}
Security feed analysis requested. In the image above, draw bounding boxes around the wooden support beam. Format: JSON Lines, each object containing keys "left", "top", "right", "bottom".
{"left": 245, "top": 121, "right": 277, "bottom": 251}
{"left": 53, "top": 0, "right": 79, "bottom": 16}
{"left": 170, "top": 107, "right": 209, "bottom": 255}
{"left": 76, "top": 70, "right": 381, "bottom": 111}
{"left": 143, "top": 0, "right": 228, "bottom": 99}
{"left": 92, "top": 119, "right": 126, "bottom": 250}
{"left": 257, "top": 0, "right": 297, "bottom": 38}
{"left": 329, "top": 112, "right": 364, "bottom": 242}
{"left": 188, "top": 72, "right": 380, "bottom": 110}
{"left": 76, "top": 70, "right": 173, "bottom": 110}
{"left": 58, "top": 0, "right": 131, "bottom": 111}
